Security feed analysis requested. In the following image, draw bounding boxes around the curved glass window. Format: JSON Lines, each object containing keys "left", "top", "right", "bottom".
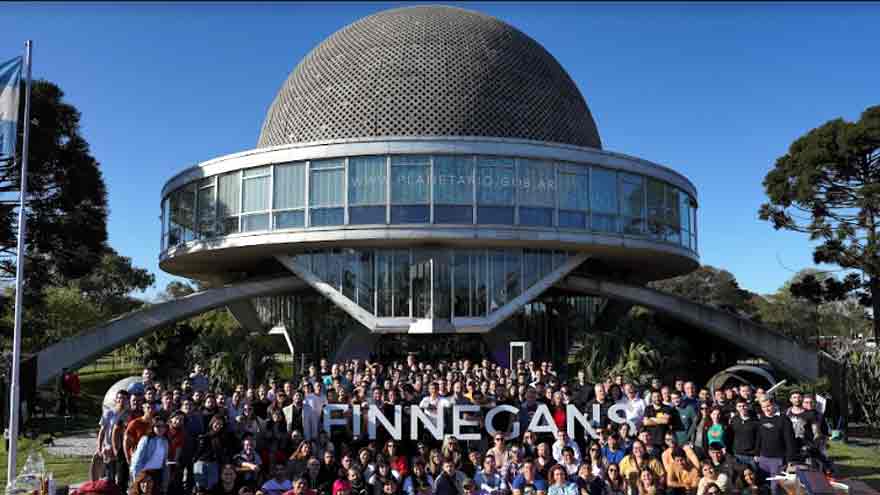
{"left": 558, "top": 164, "right": 589, "bottom": 229}
{"left": 477, "top": 157, "right": 515, "bottom": 225}
{"left": 348, "top": 156, "right": 386, "bottom": 225}
{"left": 591, "top": 168, "right": 618, "bottom": 233}
{"left": 309, "top": 159, "right": 344, "bottom": 226}
{"left": 293, "top": 247, "right": 568, "bottom": 319}
{"left": 434, "top": 155, "right": 474, "bottom": 224}
{"left": 274, "top": 162, "right": 306, "bottom": 229}
{"left": 162, "top": 153, "right": 697, "bottom": 254}
{"left": 518, "top": 159, "right": 555, "bottom": 227}
{"left": 217, "top": 171, "right": 240, "bottom": 235}
{"left": 241, "top": 166, "right": 270, "bottom": 232}
{"left": 391, "top": 155, "right": 429, "bottom": 224}
{"left": 620, "top": 173, "right": 645, "bottom": 235}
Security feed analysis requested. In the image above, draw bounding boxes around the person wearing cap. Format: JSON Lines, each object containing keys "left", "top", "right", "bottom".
{"left": 706, "top": 443, "right": 737, "bottom": 482}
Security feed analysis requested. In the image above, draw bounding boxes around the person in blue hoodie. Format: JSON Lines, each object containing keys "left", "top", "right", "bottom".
{"left": 130, "top": 417, "right": 170, "bottom": 493}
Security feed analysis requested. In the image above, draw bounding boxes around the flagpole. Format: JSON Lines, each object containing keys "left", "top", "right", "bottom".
{"left": 7, "top": 39, "right": 33, "bottom": 486}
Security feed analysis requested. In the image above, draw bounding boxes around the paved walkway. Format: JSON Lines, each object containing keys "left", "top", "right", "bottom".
{"left": 45, "top": 430, "right": 96, "bottom": 458}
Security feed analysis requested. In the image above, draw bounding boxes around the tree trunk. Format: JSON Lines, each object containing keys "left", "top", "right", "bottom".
{"left": 245, "top": 348, "right": 256, "bottom": 389}
{"left": 871, "top": 276, "right": 880, "bottom": 343}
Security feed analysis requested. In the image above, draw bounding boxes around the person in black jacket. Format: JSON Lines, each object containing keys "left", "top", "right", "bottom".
{"left": 730, "top": 399, "right": 759, "bottom": 469}
{"left": 754, "top": 400, "right": 796, "bottom": 485}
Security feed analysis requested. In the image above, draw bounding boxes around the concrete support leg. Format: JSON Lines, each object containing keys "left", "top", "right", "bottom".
{"left": 226, "top": 299, "right": 266, "bottom": 333}
{"left": 333, "top": 325, "right": 380, "bottom": 362}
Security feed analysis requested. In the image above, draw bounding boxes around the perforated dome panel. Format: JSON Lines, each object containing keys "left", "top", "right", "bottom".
{"left": 258, "top": 5, "right": 602, "bottom": 149}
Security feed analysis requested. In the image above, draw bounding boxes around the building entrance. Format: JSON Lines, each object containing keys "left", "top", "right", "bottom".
{"left": 373, "top": 334, "right": 487, "bottom": 362}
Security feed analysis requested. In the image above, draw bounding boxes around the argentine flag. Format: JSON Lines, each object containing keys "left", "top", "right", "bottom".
{"left": 0, "top": 56, "right": 23, "bottom": 161}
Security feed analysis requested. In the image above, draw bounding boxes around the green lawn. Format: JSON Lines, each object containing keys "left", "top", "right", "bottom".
{"left": 0, "top": 364, "right": 139, "bottom": 488}
{"left": 828, "top": 441, "right": 880, "bottom": 490}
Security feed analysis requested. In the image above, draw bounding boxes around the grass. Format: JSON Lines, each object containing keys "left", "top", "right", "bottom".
{"left": 828, "top": 441, "right": 880, "bottom": 490}
{"left": 0, "top": 362, "right": 139, "bottom": 488}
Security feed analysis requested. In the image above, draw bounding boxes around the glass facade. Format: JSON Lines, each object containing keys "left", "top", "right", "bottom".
{"left": 162, "top": 153, "right": 697, "bottom": 253}
{"left": 291, "top": 247, "right": 574, "bottom": 320}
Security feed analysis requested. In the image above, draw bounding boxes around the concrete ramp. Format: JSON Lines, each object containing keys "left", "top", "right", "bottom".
{"left": 36, "top": 276, "right": 307, "bottom": 386}
{"left": 557, "top": 276, "right": 819, "bottom": 381}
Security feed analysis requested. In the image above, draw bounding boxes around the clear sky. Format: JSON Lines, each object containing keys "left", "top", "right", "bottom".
{"left": 1, "top": 2, "right": 878, "bottom": 299}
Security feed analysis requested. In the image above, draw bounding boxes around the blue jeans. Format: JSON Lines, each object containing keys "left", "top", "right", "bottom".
{"left": 735, "top": 454, "right": 757, "bottom": 470}
{"left": 193, "top": 460, "right": 219, "bottom": 490}
{"left": 757, "top": 457, "right": 784, "bottom": 495}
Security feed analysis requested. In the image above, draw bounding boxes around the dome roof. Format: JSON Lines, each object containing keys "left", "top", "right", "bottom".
{"left": 258, "top": 5, "right": 602, "bottom": 149}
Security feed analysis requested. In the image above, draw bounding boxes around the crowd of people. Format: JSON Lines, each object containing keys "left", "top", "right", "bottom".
{"left": 93, "top": 357, "right": 830, "bottom": 495}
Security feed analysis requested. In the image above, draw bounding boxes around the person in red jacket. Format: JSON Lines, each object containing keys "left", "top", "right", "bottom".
{"left": 60, "top": 368, "right": 81, "bottom": 417}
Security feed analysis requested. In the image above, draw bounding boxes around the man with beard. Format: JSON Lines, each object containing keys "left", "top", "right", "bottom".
{"left": 643, "top": 390, "right": 681, "bottom": 454}
{"left": 285, "top": 391, "right": 306, "bottom": 437}
{"left": 785, "top": 390, "right": 811, "bottom": 461}
{"left": 671, "top": 391, "right": 697, "bottom": 446}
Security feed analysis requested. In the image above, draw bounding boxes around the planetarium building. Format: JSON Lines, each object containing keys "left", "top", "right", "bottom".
{"left": 158, "top": 6, "right": 699, "bottom": 365}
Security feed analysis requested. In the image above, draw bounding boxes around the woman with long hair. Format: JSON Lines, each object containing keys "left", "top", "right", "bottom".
{"left": 286, "top": 440, "right": 314, "bottom": 480}
{"left": 214, "top": 464, "right": 240, "bottom": 495}
{"left": 586, "top": 441, "right": 606, "bottom": 478}
{"left": 128, "top": 472, "right": 156, "bottom": 495}
{"left": 604, "top": 463, "right": 628, "bottom": 495}
{"left": 440, "top": 435, "right": 462, "bottom": 468}
{"left": 535, "top": 442, "right": 555, "bottom": 480}
{"left": 194, "top": 415, "right": 232, "bottom": 491}
{"left": 619, "top": 440, "right": 664, "bottom": 489}
{"left": 426, "top": 449, "right": 444, "bottom": 479}
{"left": 261, "top": 408, "right": 289, "bottom": 471}
{"left": 637, "top": 469, "right": 665, "bottom": 495}
{"left": 736, "top": 467, "right": 768, "bottom": 495}
{"left": 696, "top": 462, "right": 729, "bottom": 495}
{"left": 521, "top": 431, "right": 539, "bottom": 458}
{"left": 236, "top": 404, "right": 264, "bottom": 447}
{"left": 129, "top": 417, "right": 169, "bottom": 494}
{"left": 704, "top": 408, "right": 728, "bottom": 451}
{"left": 550, "top": 392, "right": 567, "bottom": 433}
{"left": 359, "top": 447, "right": 376, "bottom": 481}
{"left": 547, "top": 465, "right": 578, "bottom": 495}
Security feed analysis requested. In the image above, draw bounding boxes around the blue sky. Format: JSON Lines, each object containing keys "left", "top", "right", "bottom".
{"left": 2, "top": 2, "right": 878, "bottom": 299}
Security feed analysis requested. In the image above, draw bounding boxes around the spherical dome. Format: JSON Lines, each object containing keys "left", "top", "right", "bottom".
{"left": 258, "top": 5, "right": 602, "bottom": 149}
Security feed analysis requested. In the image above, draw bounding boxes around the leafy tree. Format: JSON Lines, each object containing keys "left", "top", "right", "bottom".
{"left": 649, "top": 265, "right": 756, "bottom": 315}
{"left": 753, "top": 269, "right": 869, "bottom": 343}
{"left": 759, "top": 105, "right": 880, "bottom": 340}
{"left": 0, "top": 80, "right": 108, "bottom": 296}
{"left": 72, "top": 248, "right": 155, "bottom": 315}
